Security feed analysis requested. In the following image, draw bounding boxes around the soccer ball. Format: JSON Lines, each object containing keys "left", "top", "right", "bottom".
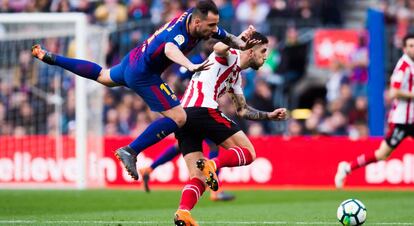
{"left": 337, "top": 199, "right": 367, "bottom": 226}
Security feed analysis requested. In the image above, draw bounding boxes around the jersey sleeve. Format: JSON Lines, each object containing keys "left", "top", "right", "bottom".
{"left": 165, "top": 29, "right": 187, "bottom": 48}
{"left": 391, "top": 60, "right": 409, "bottom": 89}
{"left": 211, "top": 27, "right": 227, "bottom": 40}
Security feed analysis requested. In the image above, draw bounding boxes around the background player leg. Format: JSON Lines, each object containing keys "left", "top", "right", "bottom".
{"left": 139, "top": 144, "right": 180, "bottom": 192}
{"left": 335, "top": 140, "right": 394, "bottom": 188}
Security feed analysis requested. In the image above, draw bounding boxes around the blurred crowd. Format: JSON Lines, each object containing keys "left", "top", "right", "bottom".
{"left": 0, "top": 0, "right": 344, "bottom": 26}
{"left": 0, "top": 0, "right": 403, "bottom": 139}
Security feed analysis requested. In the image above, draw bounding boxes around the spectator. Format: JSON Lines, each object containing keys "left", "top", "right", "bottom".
{"left": 287, "top": 119, "right": 303, "bottom": 137}
{"left": 127, "top": 0, "right": 149, "bottom": 21}
{"left": 249, "top": 79, "right": 275, "bottom": 133}
{"left": 94, "top": 0, "right": 127, "bottom": 28}
{"left": 304, "top": 100, "right": 325, "bottom": 135}
{"left": 348, "top": 34, "right": 369, "bottom": 98}
{"left": 1, "top": 0, "right": 10, "bottom": 12}
{"left": 51, "top": 0, "right": 72, "bottom": 12}
{"left": 161, "top": 0, "right": 184, "bottom": 23}
{"left": 325, "top": 59, "right": 349, "bottom": 104}
{"left": 261, "top": 35, "right": 281, "bottom": 74}
{"left": 236, "top": 0, "right": 270, "bottom": 32}
{"left": 214, "top": 0, "right": 234, "bottom": 21}
{"left": 277, "top": 26, "right": 309, "bottom": 92}
{"left": 247, "top": 121, "right": 265, "bottom": 137}
{"left": 267, "top": 0, "right": 289, "bottom": 19}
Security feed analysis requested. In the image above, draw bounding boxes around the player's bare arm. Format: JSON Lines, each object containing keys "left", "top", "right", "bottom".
{"left": 389, "top": 87, "right": 414, "bottom": 100}
{"left": 165, "top": 42, "right": 213, "bottom": 72}
{"left": 220, "top": 31, "right": 261, "bottom": 51}
{"left": 229, "top": 93, "right": 287, "bottom": 121}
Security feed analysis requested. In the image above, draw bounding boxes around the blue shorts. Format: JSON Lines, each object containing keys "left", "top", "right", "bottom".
{"left": 109, "top": 47, "right": 180, "bottom": 112}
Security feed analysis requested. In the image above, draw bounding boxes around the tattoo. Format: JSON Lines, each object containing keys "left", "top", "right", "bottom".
{"left": 222, "top": 33, "right": 245, "bottom": 50}
{"left": 230, "top": 94, "right": 269, "bottom": 121}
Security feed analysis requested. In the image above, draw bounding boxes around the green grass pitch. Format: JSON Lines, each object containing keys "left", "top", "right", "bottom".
{"left": 1, "top": 189, "right": 414, "bottom": 225}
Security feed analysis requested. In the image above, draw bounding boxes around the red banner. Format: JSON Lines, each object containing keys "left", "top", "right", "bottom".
{"left": 314, "top": 29, "right": 361, "bottom": 68}
{"left": 103, "top": 136, "right": 414, "bottom": 188}
{"left": 1, "top": 136, "right": 414, "bottom": 188}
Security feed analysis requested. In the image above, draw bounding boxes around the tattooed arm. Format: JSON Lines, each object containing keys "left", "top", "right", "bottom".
{"left": 219, "top": 29, "right": 260, "bottom": 52}
{"left": 229, "top": 93, "right": 287, "bottom": 121}
{"left": 214, "top": 25, "right": 258, "bottom": 56}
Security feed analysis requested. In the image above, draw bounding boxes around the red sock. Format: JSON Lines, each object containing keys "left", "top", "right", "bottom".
{"left": 350, "top": 151, "right": 378, "bottom": 171}
{"left": 213, "top": 146, "right": 253, "bottom": 169}
{"left": 178, "top": 177, "right": 206, "bottom": 211}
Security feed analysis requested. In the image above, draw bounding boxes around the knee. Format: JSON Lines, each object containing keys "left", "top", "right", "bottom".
{"left": 97, "top": 69, "right": 117, "bottom": 87}
{"left": 249, "top": 149, "right": 256, "bottom": 162}
{"left": 376, "top": 150, "right": 391, "bottom": 161}
{"left": 375, "top": 145, "right": 394, "bottom": 161}
{"left": 171, "top": 109, "right": 187, "bottom": 127}
{"left": 244, "top": 146, "right": 256, "bottom": 162}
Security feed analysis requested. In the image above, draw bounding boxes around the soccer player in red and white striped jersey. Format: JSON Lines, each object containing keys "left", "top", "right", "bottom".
{"left": 335, "top": 33, "right": 414, "bottom": 189}
{"left": 174, "top": 27, "right": 288, "bottom": 226}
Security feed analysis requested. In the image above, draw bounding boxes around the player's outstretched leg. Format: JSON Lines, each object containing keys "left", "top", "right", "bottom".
{"left": 115, "top": 146, "right": 139, "bottom": 180}
{"left": 196, "top": 159, "right": 219, "bottom": 191}
{"left": 174, "top": 209, "right": 199, "bottom": 226}
{"left": 31, "top": 44, "right": 103, "bottom": 82}
{"left": 334, "top": 161, "right": 350, "bottom": 189}
{"left": 139, "top": 144, "right": 180, "bottom": 192}
{"left": 138, "top": 167, "right": 152, "bottom": 192}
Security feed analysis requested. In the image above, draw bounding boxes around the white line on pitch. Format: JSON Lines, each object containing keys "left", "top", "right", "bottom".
{"left": 0, "top": 220, "right": 413, "bottom": 225}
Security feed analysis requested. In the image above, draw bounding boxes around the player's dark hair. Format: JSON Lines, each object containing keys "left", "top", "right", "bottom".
{"left": 403, "top": 33, "right": 414, "bottom": 47}
{"left": 251, "top": 32, "right": 269, "bottom": 44}
{"left": 193, "top": 0, "right": 219, "bottom": 19}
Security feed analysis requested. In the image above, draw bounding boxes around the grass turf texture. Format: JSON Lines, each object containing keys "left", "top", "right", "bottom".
{"left": 0, "top": 190, "right": 413, "bottom": 225}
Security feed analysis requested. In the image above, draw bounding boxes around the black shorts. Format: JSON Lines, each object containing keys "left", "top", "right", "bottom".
{"left": 384, "top": 123, "right": 414, "bottom": 149}
{"left": 175, "top": 107, "right": 241, "bottom": 156}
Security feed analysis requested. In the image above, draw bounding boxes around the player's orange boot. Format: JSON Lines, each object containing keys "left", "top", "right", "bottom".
{"left": 196, "top": 159, "right": 219, "bottom": 191}
{"left": 31, "top": 44, "right": 56, "bottom": 65}
{"left": 139, "top": 167, "right": 153, "bottom": 193}
{"left": 174, "top": 209, "right": 198, "bottom": 226}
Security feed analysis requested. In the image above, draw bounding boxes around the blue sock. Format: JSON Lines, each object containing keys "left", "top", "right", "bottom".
{"left": 150, "top": 145, "right": 180, "bottom": 169}
{"left": 129, "top": 117, "right": 178, "bottom": 155}
{"left": 54, "top": 55, "right": 102, "bottom": 80}
{"left": 208, "top": 150, "right": 219, "bottom": 159}
{"left": 209, "top": 149, "right": 220, "bottom": 175}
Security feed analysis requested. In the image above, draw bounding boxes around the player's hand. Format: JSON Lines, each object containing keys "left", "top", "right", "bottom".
{"left": 241, "top": 38, "right": 262, "bottom": 50}
{"left": 268, "top": 108, "right": 288, "bottom": 120}
{"left": 188, "top": 60, "right": 213, "bottom": 72}
{"left": 238, "top": 25, "right": 260, "bottom": 50}
{"left": 239, "top": 25, "right": 256, "bottom": 41}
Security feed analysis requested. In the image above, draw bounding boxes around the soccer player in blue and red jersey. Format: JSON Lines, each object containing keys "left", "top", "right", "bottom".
{"left": 32, "top": 0, "right": 254, "bottom": 180}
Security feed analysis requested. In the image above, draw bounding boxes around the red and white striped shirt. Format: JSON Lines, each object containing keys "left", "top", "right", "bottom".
{"left": 388, "top": 54, "right": 414, "bottom": 124}
{"left": 181, "top": 49, "right": 243, "bottom": 109}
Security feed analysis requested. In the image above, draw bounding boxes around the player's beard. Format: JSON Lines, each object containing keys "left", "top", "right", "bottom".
{"left": 250, "top": 60, "right": 261, "bottom": 70}
{"left": 251, "top": 64, "right": 260, "bottom": 70}
{"left": 196, "top": 28, "right": 211, "bottom": 40}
